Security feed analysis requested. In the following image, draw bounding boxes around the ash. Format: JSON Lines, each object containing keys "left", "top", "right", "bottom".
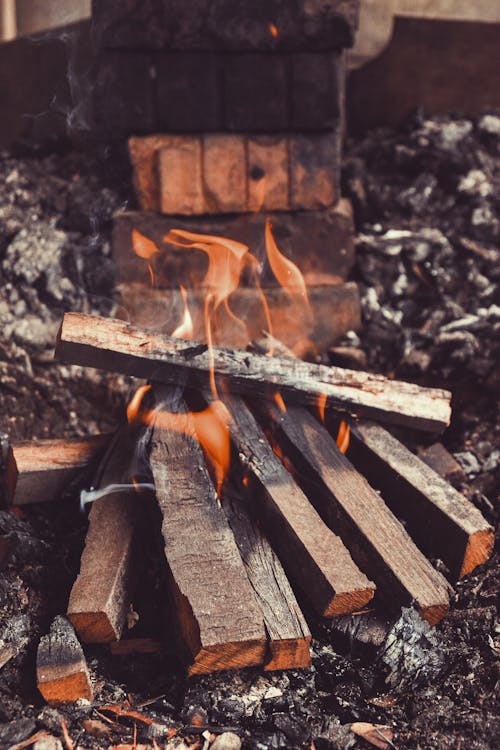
{"left": 0, "top": 115, "right": 499, "bottom": 750}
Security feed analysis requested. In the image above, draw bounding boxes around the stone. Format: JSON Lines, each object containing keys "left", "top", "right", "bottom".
{"left": 156, "top": 52, "right": 221, "bottom": 132}
{"left": 203, "top": 135, "right": 246, "bottom": 213}
{"left": 290, "top": 133, "right": 338, "bottom": 209}
{"left": 291, "top": 52, "right": 341, "bottom": 130}
{"left": 247, "top": 136, "right": 289, "bottom": 211}
{"left": 224, "top": 54, "right": 288, "bottom": 131}
{"left": 210, "top": 732, "right": 242, "bottom": 750}
{"left": 158, "top": 136, "right": 206, "bottom": 214}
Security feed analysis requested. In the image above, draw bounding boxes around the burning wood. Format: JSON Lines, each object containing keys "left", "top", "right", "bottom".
{"left": 219, "top": 392, "right": 376, "bottom": 616}
{"left": 4, "top": 435, "right": 110, "bottom": 506}
{"left": 36, "top": 616, "right": 92, "bottom": 705}
{"left": 67, "top": 427, "right": 144, "bottom": 643}
{"left": 148, "top": 387, "right": 267, "bottom": 675}
{"left": 347, "top": 421, "right": 494, "bottom": 579}
{"left": 254, "top": 401, "right": 450, "bottom": 625}
{"left": 56, "top": 313, "right": 452, "bottom": 432}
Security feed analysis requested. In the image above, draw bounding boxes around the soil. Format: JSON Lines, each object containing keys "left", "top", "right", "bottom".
{"left": 0, "top": 113, "right": 499, "bottom": 750}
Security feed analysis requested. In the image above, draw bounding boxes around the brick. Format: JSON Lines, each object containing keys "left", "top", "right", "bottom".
{"left": 93, "top": 52, "right": 155, "bottom": 134}
{"left": 247, "top": 136, "right": 289, "bottom": 211}
{"left": 203, "top": 135, "right": 246, "bottom": 213}
{"left": 290, "top": 133, "right": 338, "bottom": 209}
{"left": 158, "top": 136, "right": 206, "bottom": 214}
{"left": 291, "top": 53, "right": 340, "bottom": 130}
{"left": 128, "top": 135, "right": 172, "bottom": 211}
{"left": 156, "top": 52, "right": 221, "bottom": 131}
{"left": 224, "top": 54, "right": 289, "bottom": 131}
{"left": 112, "top": 201, "right": 355, "bottom": 288}
{"left": 92, "top": 1, "right": 359, "bottom": 52}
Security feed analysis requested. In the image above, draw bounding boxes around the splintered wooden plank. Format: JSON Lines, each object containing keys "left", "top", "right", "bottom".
{"left": 220, "top": 393, "right": 375, "bottom": 617}
{"left": 68, "top": 428, "right": 141, "bottom": 643}
{"left": 148, "top": 392, "right": 267, "bottom": 675}
{"left": 56, "top": 313, "right": 452, "bottom": 432}
{"left": 37, "top": 616, "right": 93, "bottom": 705}
{"left": 347, "top": 421, "right": 494, "bottom": 579}
{"left": 255, "top": 402, "right": 450, "bottom": 625}
{"left": 7, "top": 435, "right": 110, "bottom": 505}
{"left": 221, "top": 478, "right": 311, "bottom": 670}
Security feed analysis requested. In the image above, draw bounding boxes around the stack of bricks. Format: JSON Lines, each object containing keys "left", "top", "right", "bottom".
{"left": 92, "top": 0, "right": 360, "bottom": 300}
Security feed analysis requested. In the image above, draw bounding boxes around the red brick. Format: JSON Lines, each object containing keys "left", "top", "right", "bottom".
{"left": 291, "top": 53, "right": 340, "bottom": 130}
{"left": 247, "top": 136, "right": 289, "bottom": 211}
{"left": 203, "top": 135, "right": 246, "bottom": 213}
{"left": 156, "top": 52, "right": 221, "bottom": 131}
{"left": 290, "top": 133, "right": 338, "bottom": 209}
{"left": 158, "top": 136, "right": 206, "bottom": 214}
{"left": 224, "top": 54, "right": 289, "bottom": 131}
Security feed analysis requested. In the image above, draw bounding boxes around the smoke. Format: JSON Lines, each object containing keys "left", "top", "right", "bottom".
{"left": 80, "top": 483, "right": 155, "bottom": 511}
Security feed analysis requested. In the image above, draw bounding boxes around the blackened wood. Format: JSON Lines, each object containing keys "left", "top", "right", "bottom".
{"left": 417, "top": 442, "right": 467, "bottom": 486}
{"left": 256, "top": 402, "right": 450, "bottom": 625}
{"left": 220, "top": 393, "right": 375, "bottom": 617}
{"left": 6, "top": 435, "right": 110, "bottom": 506}
{"left": 36, "top": 616, "right": 92, "bottom": 705}
{"left": 221, "top": 478, "right": 311, "bottom": 670}
{"left": 347, "top": 421, "right": 494, "bottom": 579}
{"left": 330, "top": 612, "right": 391, "bottom": 657}
{"left": 149, "top": 389, "right": 267, "bottom": 675}
{"left": 68, "top": 427, "right": 141, "bottom": 643}
{"left": 56, "top": 313, "right": 452, "bottom": 432}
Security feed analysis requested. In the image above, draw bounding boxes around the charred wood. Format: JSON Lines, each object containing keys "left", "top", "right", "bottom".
{"left": 36, "top": 616, "right": 93, "bottom": 705}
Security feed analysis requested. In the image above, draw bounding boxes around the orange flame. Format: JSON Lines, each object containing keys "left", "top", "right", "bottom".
{"left": 132, "top": 229, "right": 160, "bottom": 288}
{"left": 274, "top": 392, "right": 286, "bottom": 413}
{"left": 127, "top": 384, "right": 152, "bottom": 423}
{"left": 172, "top": 285, "right": 194, "bottom": 339}
{"left": 336, "top": 421, "right": 351, "bottom": 454}
{"left": 317, "top": 393, "right": 327, "bottom": 424}
{"left": 269, "top": 23, "right": 279, "bottom": 38}
{"left": 265, "top": 219, "right": 309, "bottom": 308}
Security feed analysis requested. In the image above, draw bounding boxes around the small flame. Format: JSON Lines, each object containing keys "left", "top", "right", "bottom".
{"left": 132, "top": 229, "right": 160, "bottom": 288}
{"left": 127, "top": 384, "right": 152, "bottom": 423}
{"left": 265, "top": 219, "right": 309, "bottom": 307}
{"left": 269, "top": 23, "right": 279, "bottom": 37}
{"left": 172, "top": 285, "right": 194, "bottom": 339}
{"left": 317, "top": 393, "right": 327, "bottom": 424}
{"left": 274, "top": 392, "right": 286, "bottom": 413}
{"left": 336, "top": 420, "right": 351, "bottom": 454}
{"left": 242, "top": 475, "right": 250, "bottom": 487}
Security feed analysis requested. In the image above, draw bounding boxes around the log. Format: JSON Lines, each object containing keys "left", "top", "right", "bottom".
{"left": 56, "top": 313, "right": 452, "bottom": 432}
{"left": 6, "top": 435, "right": 110, "bottom": 506}
{"left": 219, "top": 392, "right": 375, "bottom": 617}
{"left": 347, "top": 421, "right": 494, "bottom": 579}
{"left": 117, "top": 281, "right": 361, "bottom": 354}
{"left": 148, "top": 388, "right": 267, "bottom": 674}
{"left": 417, "top": 442, "right": 467, "bottom": 486}
{"left": 220, "top": 477, "right": 312, "bottom": 670}
{"left": 254, "top": 402, "right": 450, "bottom": 625}
{"left": 36, "top": 616, "right": 93, "bottom": 704}
{"left": 67, "top": 427, "right": 143, "bottom": 643}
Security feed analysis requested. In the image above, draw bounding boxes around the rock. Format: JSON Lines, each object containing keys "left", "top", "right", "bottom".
{"left": 453, "top": 451, "right": 482, "bottom": 478}
{"left": 210, "top": 731, "right": 242, "bottom": 750}
{"left": 33, "top": 736, "right": 64, "bottom": 750}
{"left": 0, "top": 718, "right": 37, "bottom": 747}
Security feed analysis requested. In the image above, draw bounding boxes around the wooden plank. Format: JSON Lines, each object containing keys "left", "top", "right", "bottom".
{"left": 254, "top": 402, "right": 450, "bottom": 625}
{"left": 37, "top": 616, "right": 93, "bottom": 705}
{"left": 6, "top": 434, "right": 110, "bottom": 506}
{"left": 220, "top": 477, "right": 311, "bottom": 670}
{"left": 347, "top": 421, "right": 494, "bottom": 579}
{"left": 148, "top": 388, "right": 267, "bottom": 675}
{"left": 417, "top": 442, "right": 467, "bottom": 486}
{"left": 56, "top": 313, "right": 452, "bottom": 432}
{"left": 117, "top": 281, "right": 361, "bottom": 354}
{"left": 67, "top": 427, "right": 142, "bottom": 643}
{"left": 219, "top": 393, "right": 375, "bottom": 617}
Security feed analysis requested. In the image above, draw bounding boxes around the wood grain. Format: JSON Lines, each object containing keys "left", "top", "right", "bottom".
{"left": 56, "top": 313, "right": 452, "bottom": 432}
{"left": 347, "top": 420, "right": 494, "bottom": 579}
{"left": 37, "top": 616, "right": 92, "bottom": 705}
{"left": 255, "top": 402, "right": 450, "bottom": 625}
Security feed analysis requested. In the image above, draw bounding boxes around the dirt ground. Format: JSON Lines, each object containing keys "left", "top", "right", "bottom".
{"left": 0, "top": 112, "right": 498, "bottom": 749}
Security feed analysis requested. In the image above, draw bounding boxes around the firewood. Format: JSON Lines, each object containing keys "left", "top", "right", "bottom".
{"left": 347, "top": 421, "right": 494, "bottom": 579}
{"left": 56, "top": 313, "right": 452, "bottom": 432}
{"left": 220, "top": 477, "right": 311, "bottom": 670}
{"left": 109, "top": 638, "right": 165, "bottom": 656}
{"left": 36, "top": 616, "right": 93, "bottom": 704}
{"left": 67, "top": 427, "right": 143, "bottom": 643}
{"left": 254, "top": 402, "right": 450, "bottom": 625}
{"left": 219, "top": 392, "right": 375, "bottom": 617}
{"left": 417, "top": 442, "right": 467, "bottom": 486}
{"left": 148, "top": 388, "right": 267, "bottom": 674}
{"left": 6, "top": 434, "right": 110, "bottom": 506}
{"left": 117, "top": 281, "right": 361, "bottom": 353}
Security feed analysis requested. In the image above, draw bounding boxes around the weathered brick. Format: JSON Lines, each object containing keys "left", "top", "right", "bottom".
{"left": 291, "top": 53, "right": 340, "bottom": 130}
{"left": 203, "top": 135, "right": 246, "bottom": 213}
{"left": 247, "top": 136, "right": 289, "bottom": 211}
{"left": 224, "top": 54, "right": 289, "bottom": 132}
{"left": 158, "top": 136, "right": 206, "bottom": 214}
{"left": 94, "top": 52, "right": 155, "bottom": 134}
{"left": 92, "top": 0, "right": 359, "bottom": 52}
{"left": 290, "top": 133, "right": 338, "bottom": 209}
{"left": 128, "top": 135, "right": 172, "bottom": 211}
{"left": 156, "top": 52, "right": 221, "bottom": 131}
